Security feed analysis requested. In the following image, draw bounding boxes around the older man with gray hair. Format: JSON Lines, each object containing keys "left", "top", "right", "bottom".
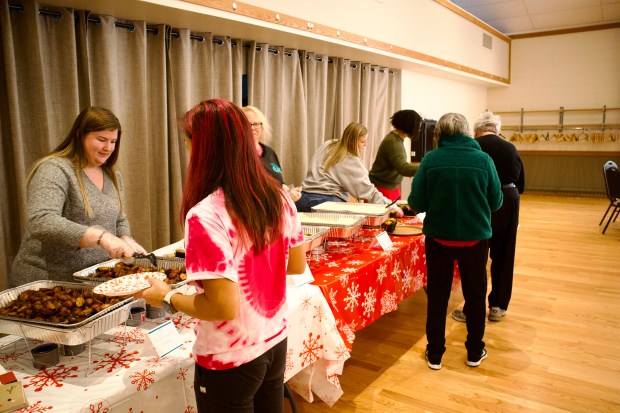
{"left": 452, "top": 111, "right": 525, "bottom": 324}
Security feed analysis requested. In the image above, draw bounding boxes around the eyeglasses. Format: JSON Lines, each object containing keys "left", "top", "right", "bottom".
{"left": 250, "top": 122, "right": 263, "bottom": 129}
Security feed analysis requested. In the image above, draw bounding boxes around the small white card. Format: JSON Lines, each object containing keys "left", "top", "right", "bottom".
{"left": 370, "top": 231, "right": 393, "bottom": 251}
{"left": 147, "top": 320, "right": 183, "bottom": 358}
{"left": 289, "top": 264, "right": 315, "bottom": 287}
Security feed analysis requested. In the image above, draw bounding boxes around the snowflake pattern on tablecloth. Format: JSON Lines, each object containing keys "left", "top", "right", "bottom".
{"left": 341, "top": 322, "right": 355, "bottom": 344}
{"left": 341, "top": 267, "right": 358, "bottom": 274}
{"left": 327, "top": 372, "right": 340, "bottom": 387}
{"left": 333, "top": 343, "right": 350, "bottom": 359}
{"left": 145, "top": 356, "right": 174, "bottom": 368}
{"left": 0, "top": 350, "right": 24, "bottom": 363}
{"left": 170, "top": 313, "right": 199, "bottom": 330}
{"left": 361, "top": 287, "right": 376, "bottom": 319}
{"left": 376, "top": 263, "right": 388, "bottom": 284}
{"left": 108, "top": 328, "right": 146, "bottom": 347}
{"left": 401, "top": 268, "right": 412, "bottom": 293}
{"left": 414, "top": 269, "right": 425, "bottom": 291}
{"left": 313, "top": 303, "right": 326, "bottom": 323}
{"left": 299, "top": 332, "right": 323, "bottom": 367}
{"left": 92, "top": 348, "right": 140, "bottom": 373}
{"left": 300, "top": 295, "right": 312, "bottom": 311}
{"left": 380, "top": 290, "right": 399, "bottom": 315}
{"left": 392, "top": 260, "right": 402, "bottom": 281}
{"left": 412, "top": 243, "right": 420, "bottom": 265}
{"left": 338, "top": 273, "right": 349, "bottom": 287}
{"left": 24, "top": 365, "right": 79, "bottom": 392}
{"left": 129, "top": 368, "right": 155, "bottom": 391}
{"left": 285, "top": 347, "right": 295, "bottom": 373}
{"left": 328, "top": 289, "right": 339, "bottom": 311}
{"left": 18, "top": 400, "right": 52, "bottom": 412}
{"left": 177, "top": 367, "right": 189, "bottom": 381}
{"left": 81, "top": 398, "right": 111, "bottom": 413}
{"left": 325, "top": 261, "right": 339, "bottom": 268}
{"left": 343, "top": 283, "right": 360, "bottom": 312}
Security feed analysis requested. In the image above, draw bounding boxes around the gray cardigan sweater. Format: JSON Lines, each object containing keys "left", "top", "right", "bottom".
{"left": 10, "top": 157, "right": 131, "bottom": 286}
{"left": 301, "top": 140, "right": 391, "bottom": 204}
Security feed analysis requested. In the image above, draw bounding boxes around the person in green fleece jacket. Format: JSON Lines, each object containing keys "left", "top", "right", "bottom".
{"left": 408, "top": 112, "right": 503, "bottom": 371}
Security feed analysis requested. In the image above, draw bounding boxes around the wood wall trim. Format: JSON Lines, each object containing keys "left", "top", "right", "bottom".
{"left": 181, "top": 0, "right": 510, "bottom": 84}
{"left": 519, "top": 150, "right": 620, "bottom": 157}
{"left": 510, "top": 22, "right": 620, "bottom": 39}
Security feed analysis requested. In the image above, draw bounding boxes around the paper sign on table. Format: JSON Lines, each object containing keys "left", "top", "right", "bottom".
{"left": 147, "top": 320, "right": 184, "bottom": 358}
{"left": 370, "top": 231, "right": 393, "bottom": 251}
{"left": 0, "top": 380, "right": 28, "bottom": 413}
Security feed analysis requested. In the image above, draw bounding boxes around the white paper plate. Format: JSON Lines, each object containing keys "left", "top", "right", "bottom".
{"left": 93, "top": 272, "right": 167, "bottom": 296}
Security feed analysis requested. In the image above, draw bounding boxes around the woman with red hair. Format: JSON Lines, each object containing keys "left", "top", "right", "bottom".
{"left": 138, "top": 99, "right": 306, "bottom": 412}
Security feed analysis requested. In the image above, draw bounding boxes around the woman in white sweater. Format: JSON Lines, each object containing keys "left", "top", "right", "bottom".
{"left": 296, "top": 122, "right": 402, "bottom": 215}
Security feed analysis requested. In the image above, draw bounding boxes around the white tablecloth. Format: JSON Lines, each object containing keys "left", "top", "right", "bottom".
{"left": 0, "top": 283, "right": 349, "bottom": 412}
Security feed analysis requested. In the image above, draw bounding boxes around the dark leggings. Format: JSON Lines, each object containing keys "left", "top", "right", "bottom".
{"left": 194, "top": 338, "right": 287, "bottom": 413}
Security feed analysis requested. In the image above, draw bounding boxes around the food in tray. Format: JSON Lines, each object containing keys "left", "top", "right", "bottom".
{"left": 0, "top": 286, "right": 128, "bottom": 324}
{"left": 401, "top": 204, "right": 417, "bottom": 216}
{"left": 93, "top": 272, "right": 168, "bottom": 296}
{"left": 382, "top": 218, "right": 398, "bottom": 233}
{"left": 92, "top": 262, "right": 187, "bottom": 284}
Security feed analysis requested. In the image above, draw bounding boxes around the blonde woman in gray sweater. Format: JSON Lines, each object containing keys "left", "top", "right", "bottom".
{"left": 295, "top": 122, "right": 403, "bottom": 216}
{"left": 10, "top": 106, "right": 146, "bottom": 287}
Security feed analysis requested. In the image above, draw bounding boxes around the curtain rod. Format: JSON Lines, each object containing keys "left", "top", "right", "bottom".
{"left": 8, "top": 4, "right": 394, "bottom": 71}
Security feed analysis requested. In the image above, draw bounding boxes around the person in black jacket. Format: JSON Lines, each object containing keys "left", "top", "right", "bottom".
{"left": 242, "top": 106, "right": 301, "bottom": 201}
{"left": 452, "top": 111, "right": 525, "bottom": 323}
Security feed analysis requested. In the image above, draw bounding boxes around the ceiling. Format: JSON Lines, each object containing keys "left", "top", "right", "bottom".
{"left": 449, "top": 0, "right": 620, "bottom": 35}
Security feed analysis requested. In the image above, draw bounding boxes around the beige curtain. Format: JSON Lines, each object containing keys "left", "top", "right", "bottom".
{"left": 78, "top": 16, "right": 170, "bottom": 252}
{"left": 247, "top": 42, "right": 308, "bottom": 186}
{"left": 360, "top": 64, "right": 402, "bottom": 167}
{"left": 0, "top": 0, "right": 400, "bottom": 290}
{"left": 1, "top": 0, "right": 81, "bottom": 289}
{"left": 166, "top": 31, "right": 242, "bottom": 240}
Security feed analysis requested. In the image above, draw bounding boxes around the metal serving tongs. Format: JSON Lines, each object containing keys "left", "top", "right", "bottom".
{"left": 132, "top": 252, "right": 158, "bottom": 267}
{"left": 385, "top": 199, "right": 398, "bottom": 209}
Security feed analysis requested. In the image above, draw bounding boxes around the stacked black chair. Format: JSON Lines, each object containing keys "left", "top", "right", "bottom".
{"left": 600, "top": 161, "right": 620, "bottom": 234}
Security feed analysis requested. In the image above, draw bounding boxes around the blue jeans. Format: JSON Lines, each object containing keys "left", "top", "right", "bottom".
{"left": 294, "top": 192, "right": 344, "bottom": 212}
{"left": 194, "top": 338, "right": 287, "bottom": 413}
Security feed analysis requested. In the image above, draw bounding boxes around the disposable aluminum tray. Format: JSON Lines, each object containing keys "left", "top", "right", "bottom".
{"left": 302, "top": 226, "right": 330, "bottom": 252}
{"left": 0, "top": 281, "right": 132, "bottom": 346}
{"left": 297, "top": 213, "right": 364, "bottom": 239}
{"left": 72, "top": 255, "right": 187, "bottom": 287}
{"left": 151, "top": 240, "right": 184, "bottom": 257}
{"left": 310, "top": 202, "right": 390, "bottom": 227}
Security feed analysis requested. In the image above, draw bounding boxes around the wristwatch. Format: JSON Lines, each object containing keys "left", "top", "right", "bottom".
{"left": 162, "top": 290, "right": 180, "bottom": 314}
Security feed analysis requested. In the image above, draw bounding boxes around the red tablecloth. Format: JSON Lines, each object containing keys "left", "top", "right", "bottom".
{"left": 309, "top": 217, "right": 438, "bottom": 350}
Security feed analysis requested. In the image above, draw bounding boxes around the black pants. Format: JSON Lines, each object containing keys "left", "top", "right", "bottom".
{"left": 194, "top": 338, "right": 287, "bottom": 413}
{"left": 488, "top": 187, "right": 520, "bottom": 310}
{"left": 425, "top": 237, "right": 488, "bottom": 360}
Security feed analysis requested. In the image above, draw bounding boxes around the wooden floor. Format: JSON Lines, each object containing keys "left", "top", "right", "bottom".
{"left": 288, "top": 194, "right": 620, "bottom": 413}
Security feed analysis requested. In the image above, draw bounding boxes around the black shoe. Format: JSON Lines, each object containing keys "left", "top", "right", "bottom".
{"left": 466, "top": 349, "right": 488, "bottom": 367}
{"left": 425, "top": 350, "right": 442, "bottom": 370}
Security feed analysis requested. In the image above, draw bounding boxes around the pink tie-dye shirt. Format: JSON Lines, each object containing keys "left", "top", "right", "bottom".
{"left": 184, "top": 188, "right": 304, "bottom": 370}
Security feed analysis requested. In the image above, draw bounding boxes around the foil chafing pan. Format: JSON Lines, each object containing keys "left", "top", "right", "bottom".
{"left": 310, "top": 202, "right": 390, "bottom": 227}
{"left": 72, "top": 255, "right": 187, "bottom": 287}
{"left": 0, "top": 281, "right": 132, "bottom": 346}
{"left": 297, "top": 212, "right": 365, "bottom": 239}
{"left": 302, "top": 226, "right": 330, "bottom": 252}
